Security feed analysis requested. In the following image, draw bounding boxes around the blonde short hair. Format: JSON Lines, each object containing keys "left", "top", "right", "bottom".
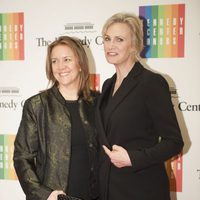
{"left": 102, "top": 12, "right": 144, "bottom": 60}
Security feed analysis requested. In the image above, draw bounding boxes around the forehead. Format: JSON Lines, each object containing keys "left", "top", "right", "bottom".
{"left": 106, "top": 22, "right": 131, "bottom": 36}
{"left": 51, "top": 44, "right": 74, "bottom": 56}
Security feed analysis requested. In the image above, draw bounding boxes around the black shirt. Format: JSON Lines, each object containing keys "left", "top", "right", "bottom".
{"left": 65, "top": 100, "right": 90, "bottom": 200}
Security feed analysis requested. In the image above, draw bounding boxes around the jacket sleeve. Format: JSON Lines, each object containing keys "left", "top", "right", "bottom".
{"left": 13, "top": 98, "right": 52, "bottom": 200}
{"left": 128, "top": 73, "right": 184, "bottom": 172}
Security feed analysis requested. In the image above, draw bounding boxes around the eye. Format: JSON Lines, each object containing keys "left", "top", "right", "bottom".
{"left": 103, "top": 36, "right": 110, "bottom": 42}
{"left": 51, "top": 59, "right": 56, "bottom": 64}
{"left": 64, "top": 57, "right": 72, "bottom": 62}
{"left": 116, "top": 37, "right": 124, "bottom": 42}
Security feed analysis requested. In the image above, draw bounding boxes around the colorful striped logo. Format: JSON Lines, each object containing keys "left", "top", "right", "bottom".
{"left": 0, "top": 12, "right": 24, "bottom": 60}
{"left": 139, "top": 4, "right": 185, "bottom": 58}
{"left": 90, "top": 74, "right": 100, "bottom": 91}
{"left": 166, "top": 153, "right": 183, "bottom": 192}
{"left": 0, "top": 134, "right": 17, "bottom": 180}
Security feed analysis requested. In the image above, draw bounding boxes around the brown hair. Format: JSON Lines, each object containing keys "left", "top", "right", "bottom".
{"left": 102, "top": 12, "right": 144, "bottom": 60}
{"left": 46, "top": 36, "right": 91, "bottom": 100}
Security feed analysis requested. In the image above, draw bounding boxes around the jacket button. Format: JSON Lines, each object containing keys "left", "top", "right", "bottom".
{"left": 89, "top": 143, "right": 93, "bottom": 148}
{"left": 84, "top": 120, "right": 88, "bottom": 124}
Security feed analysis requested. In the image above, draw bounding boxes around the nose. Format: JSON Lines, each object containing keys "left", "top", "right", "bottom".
{"left": 107, "top": 39, "right": 116, "bottom": 50}
{"left": 57, "top": 60, "right": 66, "bottom": 70}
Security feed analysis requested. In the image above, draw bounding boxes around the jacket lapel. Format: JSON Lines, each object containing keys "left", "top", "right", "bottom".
{"left": 97, "top": 62, "right": 144, "bottom": 145}
{"left": 96, "top": 81, "right": 112, "bottom": 147}
{"left": 106, "top": 62, "right": 143, "bottom": 117}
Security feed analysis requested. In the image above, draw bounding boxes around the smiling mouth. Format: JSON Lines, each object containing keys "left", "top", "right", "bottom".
{"left": 107, "top": 52, "right": 118, "bottom": 56}
{"left": 59, "top": 72, "right": 69, "bottom": 77}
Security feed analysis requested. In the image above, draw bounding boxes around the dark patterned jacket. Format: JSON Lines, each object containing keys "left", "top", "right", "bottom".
{"left": 13, "top": 85, "right": 99, "bottom": 200}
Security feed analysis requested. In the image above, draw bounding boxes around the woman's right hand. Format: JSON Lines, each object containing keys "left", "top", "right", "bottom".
{"left": 47, "top": 190, "right": 65, "bottom": 200}
{"left": 103, "top": 145, "right": 132, "bottom": 168}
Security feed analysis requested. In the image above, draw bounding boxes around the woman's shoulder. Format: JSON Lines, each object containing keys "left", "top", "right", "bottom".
{"left": 88, "top": 90, "right": 100, "bottom": 104}
{"left": 23, "top": 88, "right": 52, "bottom": 108}
{"left": 141, "top": 68, "right": 170, "bottom": 93}
{"left": 101, "top": 75, "right": 115, "bottom": 92}
{"left": 142, "top": 68, "right": 168, "bottom": 85}
{"left": 90, "top": 89, "right": 100, "bottom": 98}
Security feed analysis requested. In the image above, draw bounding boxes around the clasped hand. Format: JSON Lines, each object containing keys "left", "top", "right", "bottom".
{"left": 47, "top": 190, "right": 65, "bottom": 200}
{"left": 102, "top": 145, "right": 132, "bottom": 168}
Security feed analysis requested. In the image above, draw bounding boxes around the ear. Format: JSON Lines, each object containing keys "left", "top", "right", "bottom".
{"left": 129, "top": 41, "right": 136, "bottom": 53}
{"left": 130, "top": 46, "right": 136, "bottom": 55}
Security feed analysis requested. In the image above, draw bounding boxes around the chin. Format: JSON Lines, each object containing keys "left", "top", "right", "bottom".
{"left": 106, "top": 58, "right": 117, "bottom": 65}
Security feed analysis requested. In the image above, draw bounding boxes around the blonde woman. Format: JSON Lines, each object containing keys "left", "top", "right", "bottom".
{"left": 96, "top": 12, "right": 184, "bottom": 200}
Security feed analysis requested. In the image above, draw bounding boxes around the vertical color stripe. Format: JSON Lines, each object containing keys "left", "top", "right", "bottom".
{"left": 89, "top": 74, "right": 100, "bottom": 91}
{"left": 157, "top": 6, "right": 165, "bottom": 57}
{"left": 145, "top": 6, "right": 152, "bottom": 58}
{"left": 19, "top": 12, "right": 24, "bottom": 60}
{"left": 164, "top": 5, "right": 172, "bottom": 57}
{"left": 178, "top": 4, "right": 185, "bottom": 57}
{"left": 151, "top": 5, "right": 158, "bottom": 57}
{"left": 0, "top": 14, "right": 3, "bottom": 60}
{"left": 139, "top": 6, "right": 146, "bottom": 58}
{"left": 13, "top": 12, "right": 19, "bottom": 60}
{"left": 4, "top": 135, "right": 8, "bottom": 178}
{"left": 171, "top": 5, "right": 178, "bottom": 57}
{"left": 8, "top": 135, "right": 17, "bottom": 179}
{"left": 166, "top": 153, "right": 183, "bottom": 192}
{"left": 139, "top": 4, "right": 185, "bottom": 58}
{"left": 0, "top": 135, "right": 4, "bottom": 179}
{"left": 0, "top": 135, "right": 17, "bottom": 180}
{"left": 0, "top": 12, "right": 24, "bottom": 60}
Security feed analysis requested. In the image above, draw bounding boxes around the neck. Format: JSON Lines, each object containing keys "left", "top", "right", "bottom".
{"left": 112, "top": 61, "right": 135, "bottom": 96}
{"left": 58, "top": 86, "right": 79, "bottom": 100}
{"left": 115, "top": 61, "right": 135, "bottom": 84}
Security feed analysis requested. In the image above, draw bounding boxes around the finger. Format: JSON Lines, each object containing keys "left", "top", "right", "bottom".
{"left": 111, "top": 158, "right": 118, "bottom": 163}
{"left": 111, "top": 161, "right": 123, "bottom": 168}
{"left": 102, "top": 145, "right": 111, "bottom": 157}
{"left": 57, "top": 190, "right": 66, "bottom": 195}
{"left": 112, "top": 144, "right": 122, "bottom": 151}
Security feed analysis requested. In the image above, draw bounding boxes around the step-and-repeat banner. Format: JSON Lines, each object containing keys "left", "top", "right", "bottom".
{"left": 0, "top": 0, "right": 199, "bottom": 199}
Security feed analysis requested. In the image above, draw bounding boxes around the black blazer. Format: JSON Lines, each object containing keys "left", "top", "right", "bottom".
{"left": 96, "top": 62, "right": 184, "bottom": 200}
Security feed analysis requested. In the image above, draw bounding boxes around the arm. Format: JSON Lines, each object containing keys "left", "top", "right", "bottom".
{"left": 103, "top": 74, "right": 184, "bottom": 171}
{"left": 129, "top": 74, "right": 184, "bottom": 171}
{"left": 13, "top": 99, "right": 52, "bottom": 200}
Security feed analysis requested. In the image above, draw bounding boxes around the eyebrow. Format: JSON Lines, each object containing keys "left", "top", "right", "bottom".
{"left": 51, "top": 55, "right": 72, "bottom": 59}
{"left": 104, "top": 34, "right": 126, "bottom": 39}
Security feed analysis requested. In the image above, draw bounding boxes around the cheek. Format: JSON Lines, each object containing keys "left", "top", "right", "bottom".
{"left": 52, "top": 66, "right": 60, "bottom": 77}
{"left": 103, "top": 42, "right": 109, "bottom": 50}
{"left": 103, "top": 45, "right": 107, "bottom": 52}
{"left": 52, "top": 67, "right": 57, "bottom": 75}
{"left": 123, "top": 45, "right": 134, "bottom": 55}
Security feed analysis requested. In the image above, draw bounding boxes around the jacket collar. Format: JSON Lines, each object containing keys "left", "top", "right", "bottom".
{"left": 51, "top": 84, "right": 85, "bottom": 104}
{"left": 103, "top": 61, "right": 143, "bottom": 114}
{"left": 96, "top": 62, "right": 144, "bottom": 146}
{"left": 51, "top": 84, "right": 66, "bottom": 105}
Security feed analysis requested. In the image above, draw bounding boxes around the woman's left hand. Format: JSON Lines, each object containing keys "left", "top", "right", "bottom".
{"left": 102, "top": 145, "right": 132, "bottom": 168}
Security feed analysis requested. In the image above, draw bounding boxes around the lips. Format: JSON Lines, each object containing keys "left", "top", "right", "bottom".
{"left": 107, "top": 52, "right": 118, "bottom": 56}
{"left": 59, "top": 72, "right": 69, "bottom": 77}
